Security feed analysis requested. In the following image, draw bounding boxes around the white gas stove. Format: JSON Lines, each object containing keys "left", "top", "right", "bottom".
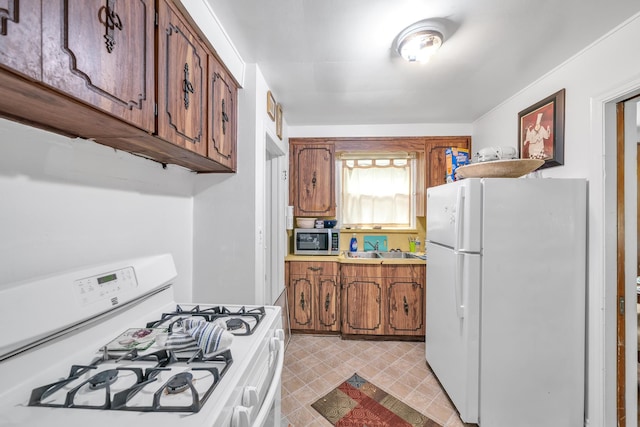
{"left": 0, "top": 254, "right": 284, "bottom": 427}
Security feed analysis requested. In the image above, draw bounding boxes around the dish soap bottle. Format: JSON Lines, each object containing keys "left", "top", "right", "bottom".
{"left": 349, "top": 233, "right": 358, "bottom": 252}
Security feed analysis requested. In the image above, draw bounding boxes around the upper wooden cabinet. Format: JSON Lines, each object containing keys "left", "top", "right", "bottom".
{"left": 425, "top": 137, "right": 471, "bottom": 189}
{"left": 289, "top": 141, "right": 336, "bottom": 217}
{"left": 208, "top": 56, "right": 237, "bottom": 171}
{"left": 42, "top": 0, "right": 155, "bottom": 133}
{"left": 0, "top": 0, "right": 238, "bottom": 173}
{"left": 157, "top": 0, "right": 207, "bottom": 156}
{"left": 0, "top": 0, "right": 41, "bottom": 80}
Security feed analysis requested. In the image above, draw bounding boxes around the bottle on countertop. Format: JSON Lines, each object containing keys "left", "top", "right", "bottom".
{"left": 349, "top": 233, "right": 358, "bottom": 252}
{"left": 415, "top": 237, "right": 421, "bottom": 252}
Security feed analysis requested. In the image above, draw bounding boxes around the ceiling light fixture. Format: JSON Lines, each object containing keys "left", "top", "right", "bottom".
{"left": 394, "top": 19, "right": 445, "bottom": 63}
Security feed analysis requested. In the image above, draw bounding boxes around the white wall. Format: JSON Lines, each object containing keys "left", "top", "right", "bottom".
{"left": 0, "top": 119, "right": 196, "bottom": 301}
{"left": 290, "top": 123, "right": 472, "bottom": 138}
{"left": 472, "top": 12, "right": 640, "bottom": 427}
{"left": 193, "top": 64, "right": 288, "bottom": 305}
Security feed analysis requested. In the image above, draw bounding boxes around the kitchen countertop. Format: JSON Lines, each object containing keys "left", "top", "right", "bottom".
{"left": 285, "top": 253, "right": 426, "bottom": 265}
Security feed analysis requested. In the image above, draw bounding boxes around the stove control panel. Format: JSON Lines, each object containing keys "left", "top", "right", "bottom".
{"left": 74, "top": 267, "right": 138, "bottom": 306}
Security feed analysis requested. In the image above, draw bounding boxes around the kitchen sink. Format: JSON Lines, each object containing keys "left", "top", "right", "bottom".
{"left": 345, "top": 251, "right": 380, "bottom": 258}
{"left": 376, "top": 251, "right": 416, "bottom": 259}
{"left": 345, "top": 251, "right": 418, "bottom": 259}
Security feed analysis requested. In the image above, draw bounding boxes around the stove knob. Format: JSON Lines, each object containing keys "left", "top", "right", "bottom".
{"left": 242, "top": 386, "right": 258, "bottom": 407}
{"left": 232, "top": 406, "right": 250, "bottom": 427}
{"left": 274, "top": 328, "right": 285, "bottom": 341}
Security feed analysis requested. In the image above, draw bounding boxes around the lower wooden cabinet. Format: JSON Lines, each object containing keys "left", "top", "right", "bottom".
{"left": 383, "top": 265, "right": 425, "bottom": 336}
{"left": 341, "top": 264, "right": 384, "bottom": 335}
{"left": 286, "top": 261, "right": 425, "bottom": 338}
{"left": 286, "top": 261, "right": 340, "bottom": 332}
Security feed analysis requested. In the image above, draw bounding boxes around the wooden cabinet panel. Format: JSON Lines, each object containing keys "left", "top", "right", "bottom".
{"left": 0, "top": 0, "right": 41, "bottom": 80}
{"left": 341, "top": 264, "right": 384, "bottom": 335}
{"left": 286, "top": 261, "right": 340, "bottom": 332}
{"left": 383, "top": 265, "right": 425, "bottom": 336}
{"left": 317, "top": 277, "right": 339, "bottom": 331}
{"left": 157, "top": 0, "right": 207, "bottom": 156}
{"left": 208, "top": 56, "right": 237, "bottom": 171}
{"left": 288, "top": 276, "right": 314, "bottom": 330}
{"left": 290, "top": 142, "right": 335, "bottom": 217}
{"left": 425, "top": 137, "right": 470, "bottom": 189}
{"left": 41, "top": 0, "right": 155, "bottom": 133}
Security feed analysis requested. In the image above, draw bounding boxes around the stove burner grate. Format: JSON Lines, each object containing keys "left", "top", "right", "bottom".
{"left": 146, "top": 305, "right": 266, "bottom": 335}
{"left": 28, "top": 349, "right": 233, "bottom": 413}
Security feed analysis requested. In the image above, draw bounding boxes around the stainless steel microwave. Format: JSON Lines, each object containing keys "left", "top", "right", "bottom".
{"left": 294, "top": 228, "right": 340, "bottom": 255}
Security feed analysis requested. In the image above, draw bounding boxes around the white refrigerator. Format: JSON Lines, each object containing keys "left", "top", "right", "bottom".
{"left": 425, "top": 178, "right": 586, "bottom": 427}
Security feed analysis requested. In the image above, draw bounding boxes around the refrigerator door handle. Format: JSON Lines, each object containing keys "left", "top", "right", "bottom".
{"left": 454, "top": 252, "right": 465, "bottom": 318}
{"left": 454, "top": 186, "right": 465, "bottom": 252}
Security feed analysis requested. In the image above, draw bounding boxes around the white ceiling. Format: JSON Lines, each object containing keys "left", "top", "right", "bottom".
{"left": 206, "top": 0, "right": 640, "bottom": 126}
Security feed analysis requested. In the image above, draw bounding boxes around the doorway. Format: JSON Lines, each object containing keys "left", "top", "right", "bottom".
{"left": 615, "top": 96, "right": 640, "bottom": 427}
{"left": 264, "top": 130, "right": 286, "bottom": 305}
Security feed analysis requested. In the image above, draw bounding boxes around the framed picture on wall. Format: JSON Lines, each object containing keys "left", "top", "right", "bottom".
{"left": 518, "top": 88, "right": 565, "bottom": 168}
{"left": 276, "top": 103, "right": 283, "bottom": 140}
{"left": 267, "top": 91, "right": 276, "bottom": 121}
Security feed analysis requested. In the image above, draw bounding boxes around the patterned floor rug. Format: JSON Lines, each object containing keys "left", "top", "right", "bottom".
{"left": 311, "top": 373, "right": 442, "bottom": 427}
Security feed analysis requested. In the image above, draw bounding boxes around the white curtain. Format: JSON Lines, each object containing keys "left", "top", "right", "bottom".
{"left": 341, "top": 158, "right": 412, "bottom": 227}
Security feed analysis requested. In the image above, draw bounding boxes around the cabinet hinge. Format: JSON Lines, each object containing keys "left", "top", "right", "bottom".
{"left": 154, "top": 103, "right": 158, "bottom": 116}
{"left": 155, "top": 11, "right": 158, "bottom": 27}
{"left": 619, "top": 296, "right": 625, "bottom": 315}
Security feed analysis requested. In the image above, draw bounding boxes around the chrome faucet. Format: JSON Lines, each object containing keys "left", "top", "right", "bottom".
{"left": 365, "top": 241, "right": 379, "bottom": 251}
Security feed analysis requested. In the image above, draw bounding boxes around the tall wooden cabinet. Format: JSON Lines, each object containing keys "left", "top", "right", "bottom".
{"left": 287, "top": 261, "right": 340, "bottom": 332}
{"left": 289, "top": 141, "right": 336, "bottom": 217}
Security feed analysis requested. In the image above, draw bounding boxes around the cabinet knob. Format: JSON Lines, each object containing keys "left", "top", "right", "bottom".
{"left": 312, "top": 171, "right": 317, "bottom": 189}
{"left": 403, "top": 296, "right": 409, "bottom": 315}
{"left": 300, "top": 291, "right": 305, "bottom": 310}
{"left": 325, "top": 293, "right": 331, "bottom": 311}
{"left": 183, "top": 63, "right": 195, "bottom": 109}
{"left": 308, "top": 266, "right": 322, "bottom": 272}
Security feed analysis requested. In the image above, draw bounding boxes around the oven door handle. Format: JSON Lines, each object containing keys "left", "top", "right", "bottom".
{"left": 251, "top": 332, "right": 285, "bottom": 427}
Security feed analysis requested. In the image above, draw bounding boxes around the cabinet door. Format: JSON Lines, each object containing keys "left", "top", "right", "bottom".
{"left": 425, "top": 138, "right": 470, "bottom": 189}
{"left": 208, "top": 56, "right": 237, "bottom": 171}
{"left": 341, "top": 265, "right": 384, "bottom": 335}
{"left": 316, "top": 276, "right": 339, "bottom": 331}
{"left": 157, "top": 0, "right": 207, "bottom": 156}
{"left": 290, "top": 143, "right": 335, "bottom": 217}
{"left": 288, "top": 275, "right": 314, "bottom": 330}
{"left": 42, "top": 0, "right": 155, "bottom": 132}
{"left": 384, "top": 265, "right": 425, "bottom": 336}
{"left": 0, "top": 0, "right": 41, "bottom": 80}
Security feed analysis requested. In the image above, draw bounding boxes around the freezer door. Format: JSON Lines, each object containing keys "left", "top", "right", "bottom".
{"left": 426, "top": 179, "right": 482, "bottom": 252}
{"left": 425, "top": 242, "right": 480, "bottom": 423}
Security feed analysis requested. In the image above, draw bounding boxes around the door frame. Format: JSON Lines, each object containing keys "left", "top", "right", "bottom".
{"left": 590, "top": 78, "right": 640, "bottom": 427}
{"left": 616, "top": 96, "right": 639, "bottom": 426}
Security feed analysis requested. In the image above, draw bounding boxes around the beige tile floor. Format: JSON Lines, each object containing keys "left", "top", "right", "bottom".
{"left": 281, "top": 334, "right": 473, "bottom": 427}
